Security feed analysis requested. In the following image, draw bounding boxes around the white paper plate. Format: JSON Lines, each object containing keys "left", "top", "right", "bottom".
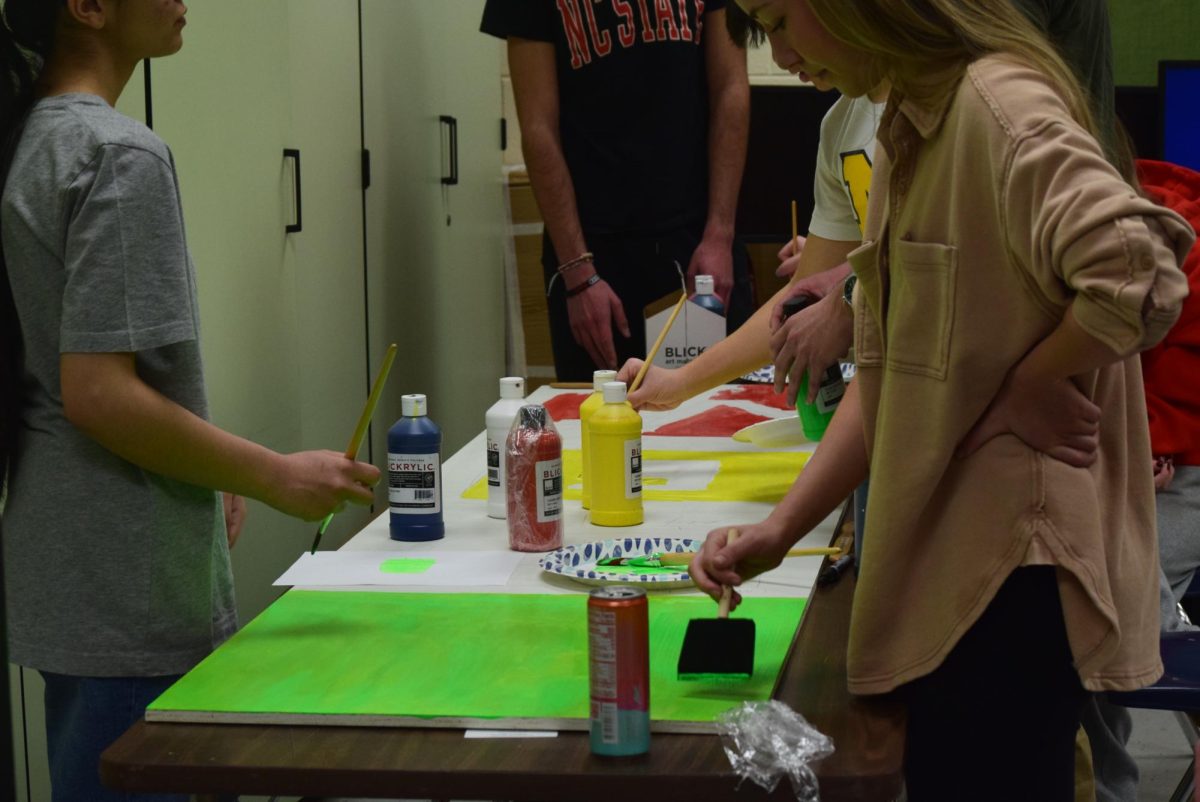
{"left": 538, "top": 537, "right": 702, "bottom": 588}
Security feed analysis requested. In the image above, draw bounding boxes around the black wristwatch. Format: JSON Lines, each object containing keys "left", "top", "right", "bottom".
{"left": 842, "top": 274, "right": 858, "bottom": 307}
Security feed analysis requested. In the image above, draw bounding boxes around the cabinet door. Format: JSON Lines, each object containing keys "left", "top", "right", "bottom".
{"left": 362, "top": 0, "right": 506, "bottom": 476}
{"left": 286, "top": 0, "right": 371, "bottom": 547}
{"left": 428, "top": 0, "right": 509, "bottom": 454}
{"left": 150, "top": 0, "right": 304, "bottom": 617}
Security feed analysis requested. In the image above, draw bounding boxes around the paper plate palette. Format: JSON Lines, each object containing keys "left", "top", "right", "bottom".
{"left": 538, "top": 537, "right": 702, "bottom": 588}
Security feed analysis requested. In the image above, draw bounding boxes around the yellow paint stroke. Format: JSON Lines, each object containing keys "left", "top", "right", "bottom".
{"left": 463, "top": 449, "right": 808, "bottom": 504}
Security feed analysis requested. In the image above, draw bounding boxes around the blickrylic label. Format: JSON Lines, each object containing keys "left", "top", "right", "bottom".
{"left": 535, "top": 458, "right": 563, "bottom": 523}
{"left": 387, "top": 452, "right": 441, "bottom": 514}
{"left": 625, "top": 439, "right": 642, "bottom": 499}
{"left": 816, "top": 365, "right": 845, "bottom": 414}
{"left": 486, "top": 437, "right": 501, "bottom": 487}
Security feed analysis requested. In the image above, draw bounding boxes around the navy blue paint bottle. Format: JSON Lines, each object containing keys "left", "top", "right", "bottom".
{"left": 692, "top": 275, "right": 726, "bottom": 315}
{"left": 387, "top": 393, "right": 445, "bottom": 541}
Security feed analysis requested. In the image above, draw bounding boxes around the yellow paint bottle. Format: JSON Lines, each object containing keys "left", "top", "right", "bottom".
{"left": 589, "top": 381, "right": 643, "bottom": 527}
{"left": 579, "top": 369, "right": 616, "bottom": 510}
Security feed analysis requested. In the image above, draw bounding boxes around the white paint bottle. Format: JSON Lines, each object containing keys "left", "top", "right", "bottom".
{"left": 485, "top": 376, "right": 526, "bottom": 518}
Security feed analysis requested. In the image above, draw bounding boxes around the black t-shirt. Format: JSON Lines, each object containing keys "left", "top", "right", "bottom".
{"left": 481, "top": 0, "right": 725, "bottom": 235}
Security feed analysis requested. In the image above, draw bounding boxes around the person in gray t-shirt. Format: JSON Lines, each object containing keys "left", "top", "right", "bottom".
{"left": 0, "top": 3, "right": 381, "bottom": 800}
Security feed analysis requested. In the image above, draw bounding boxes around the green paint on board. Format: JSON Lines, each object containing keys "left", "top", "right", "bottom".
{"left": 379, "top": 558, "right": 436, "bottom": 574}
{"left": 147, "top": 591, "right": 806, "bottom": 725}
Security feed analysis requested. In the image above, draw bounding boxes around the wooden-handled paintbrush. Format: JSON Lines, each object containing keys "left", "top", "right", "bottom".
{"left": 676, "top": 528, "right": 756, "bottom": 681}
{"left": 309, "top": 342, "right": 398, "bottom": 554}
{"left": 598, "top": 545, "right": 841, "bottom": 568}
{"left": 629, "top": 291, "right": 687, "bottom": 394}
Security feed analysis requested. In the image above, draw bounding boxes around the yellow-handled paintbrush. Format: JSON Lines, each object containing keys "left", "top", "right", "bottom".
{"left": 309, "top": 342, "right": 398, "bottom": 554}
{"left": 629, "top": 291, "right": 687, "bottom": 394}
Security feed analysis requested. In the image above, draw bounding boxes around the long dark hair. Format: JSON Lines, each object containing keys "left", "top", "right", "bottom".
{"left": 1, "top": 0, "right": 61, "bottom": 490}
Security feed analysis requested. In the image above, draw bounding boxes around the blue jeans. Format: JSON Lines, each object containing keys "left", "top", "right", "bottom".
{"left": 40, "top": 671, "right": 187, "bottom": 802}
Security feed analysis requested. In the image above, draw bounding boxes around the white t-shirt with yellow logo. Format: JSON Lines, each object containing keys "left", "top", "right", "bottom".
{"left": 808, "top": 94, "right": 885, "bottom": 241}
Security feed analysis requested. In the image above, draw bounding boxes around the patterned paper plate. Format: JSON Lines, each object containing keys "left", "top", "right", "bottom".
{"left": 538, "top": 537, "right": 702, "bottom": 588}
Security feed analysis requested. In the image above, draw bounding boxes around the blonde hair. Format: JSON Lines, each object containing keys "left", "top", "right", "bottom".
{"left": 804, "top": 0, "right": 1129, "bottom": 175}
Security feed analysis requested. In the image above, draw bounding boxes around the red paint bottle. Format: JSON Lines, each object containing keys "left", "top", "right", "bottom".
{"left": 505, "top": 404, "right": 563, "bottom": 552}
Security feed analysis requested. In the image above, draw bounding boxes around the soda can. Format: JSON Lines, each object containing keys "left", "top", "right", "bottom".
{"left": 588, "top": 585, "right": 650, "bottom": 756}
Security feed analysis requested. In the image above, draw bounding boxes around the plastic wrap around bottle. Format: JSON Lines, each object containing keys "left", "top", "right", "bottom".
{"left": 505, "top": 404, "right": 564, "bottom": 552}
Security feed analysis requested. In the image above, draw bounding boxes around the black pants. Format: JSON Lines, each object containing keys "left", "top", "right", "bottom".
{"left": 543, "top": 227, "right": 754, "bottom": 381}
{"left": 899, "top": 566, "right": 1088, "bottom": 802}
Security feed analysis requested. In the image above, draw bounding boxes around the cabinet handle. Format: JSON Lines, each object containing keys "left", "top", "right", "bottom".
{"left": 440, "top": 115, "right": 458, "bottom": 186}
{"left": 284, "top": 148, "right": 302, "bottom": 233}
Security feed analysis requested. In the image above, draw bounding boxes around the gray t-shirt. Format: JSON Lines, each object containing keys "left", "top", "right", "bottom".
{"left": 1, "top": 94, "right": 237, "bottom": 677}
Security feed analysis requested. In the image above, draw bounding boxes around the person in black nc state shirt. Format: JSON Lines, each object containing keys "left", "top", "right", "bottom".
{"left": 481, "top": 0, "right": 755, "bottom": 380}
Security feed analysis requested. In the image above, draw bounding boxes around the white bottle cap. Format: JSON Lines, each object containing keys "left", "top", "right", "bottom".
{"left": 592, "top": 369, "right": 617, "bottom": 391}
{"left": 499, "top": 377, "right": 525, "bottom": 399}
{"left": 402, "top": 393, "right": 427, "bottom": 417}
{"left": 602, "top": 381, "right": 627, "bottom": 404}
{"left": 695, "top": 275, "right": 715, "bottom": 295}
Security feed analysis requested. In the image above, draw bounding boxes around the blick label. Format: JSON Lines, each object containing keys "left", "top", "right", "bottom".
{"left": 816, "top": 366, "right": 845, "bottom": 414}
{"left": 388, "top": 452, "right": 441, "bottom": 514}
{"left": 536, "top": 458, "right": 563, "bottom": 523}
{"left": 625, "top": 439, "right": 642, "bottom": 499}
{"left": 486, "top": 437, "right": 501, "bottom": 487}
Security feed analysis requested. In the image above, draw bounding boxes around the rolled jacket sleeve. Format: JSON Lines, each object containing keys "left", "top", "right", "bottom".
{"left": 1003, "top": 114, "right": 1193, "bottom": 355}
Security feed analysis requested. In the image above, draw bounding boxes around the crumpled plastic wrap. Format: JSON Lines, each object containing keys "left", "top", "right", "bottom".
{"left": 716, "top": 700, "right": 835, "bottom": 801}
{"left": 505, "top": 404, "right": 563, "bottom": 552}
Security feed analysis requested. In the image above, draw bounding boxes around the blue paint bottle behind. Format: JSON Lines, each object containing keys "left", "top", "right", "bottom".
{"left": 692, "top": 274, "right": 725, "bottom": 315}
{"left": 388, "top": 393, "right": 445, "bottom": 541}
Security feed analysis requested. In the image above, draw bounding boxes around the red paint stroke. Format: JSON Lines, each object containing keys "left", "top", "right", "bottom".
{"left": 646, "top": 405, "right": 773, "bottom": 437}
{"left": 544, "top": 392, "right": 589, "bottom": 422}
{"left": 710, "top": 384, "right": 793, "bottom": 411}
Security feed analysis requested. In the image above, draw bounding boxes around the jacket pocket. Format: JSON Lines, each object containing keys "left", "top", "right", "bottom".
{"left": 886, "top": 239, "right": 957, "bottom": 380}
{"left": 849, "top": 241, "right": 884, "bottom": 368}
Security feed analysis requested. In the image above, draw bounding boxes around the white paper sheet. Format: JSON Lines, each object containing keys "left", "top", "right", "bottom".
{"left": 274, "top": 550, "right": 526, "bottom": 588}
{"left": 463, "top": 730, "right": 558, "bottom": 739}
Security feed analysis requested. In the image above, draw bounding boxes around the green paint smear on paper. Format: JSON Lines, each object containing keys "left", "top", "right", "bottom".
{"left": 148, "top": 591, "right": 805, "bottom": 725}
{"left": 462, "top": 448, "right": 808, "bottom": 504}
{"left": 591, "top": 563, "right": 688, "bottom": 577}
{"left": 379, "top": 558, "right": 435, "bottom": 574}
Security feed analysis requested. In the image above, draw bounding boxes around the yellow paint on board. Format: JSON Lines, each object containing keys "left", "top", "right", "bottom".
{"left": 462, "top": 449, "right": 808, "bottom": 504}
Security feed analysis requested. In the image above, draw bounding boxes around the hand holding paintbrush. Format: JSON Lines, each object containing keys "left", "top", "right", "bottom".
{"left": 686, "top": 522, "right": 806, "bottom": 611}
{"left": 678, "top": 528, "right": 756, "bottom": 680}
{"left": 309, "top": 343, "right": 398, "bottom": 553}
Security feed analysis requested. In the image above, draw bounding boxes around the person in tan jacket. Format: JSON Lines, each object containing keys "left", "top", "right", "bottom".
{"left": 691, "top": 0, "right": 1195, "bottom": 799}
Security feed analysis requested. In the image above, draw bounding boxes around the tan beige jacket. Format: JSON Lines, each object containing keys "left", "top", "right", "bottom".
{"left": 847, "top": 56, "right": 1194, "bottom": 695}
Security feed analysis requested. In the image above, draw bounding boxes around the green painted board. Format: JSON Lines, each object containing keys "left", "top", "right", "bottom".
{"left": 147, "top": 591, "right": 806, "bottom": 733}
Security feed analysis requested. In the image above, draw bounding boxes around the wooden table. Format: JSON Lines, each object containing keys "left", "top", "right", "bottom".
{"left": 101, "top": 386, "right": 905, "bottom": 800}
